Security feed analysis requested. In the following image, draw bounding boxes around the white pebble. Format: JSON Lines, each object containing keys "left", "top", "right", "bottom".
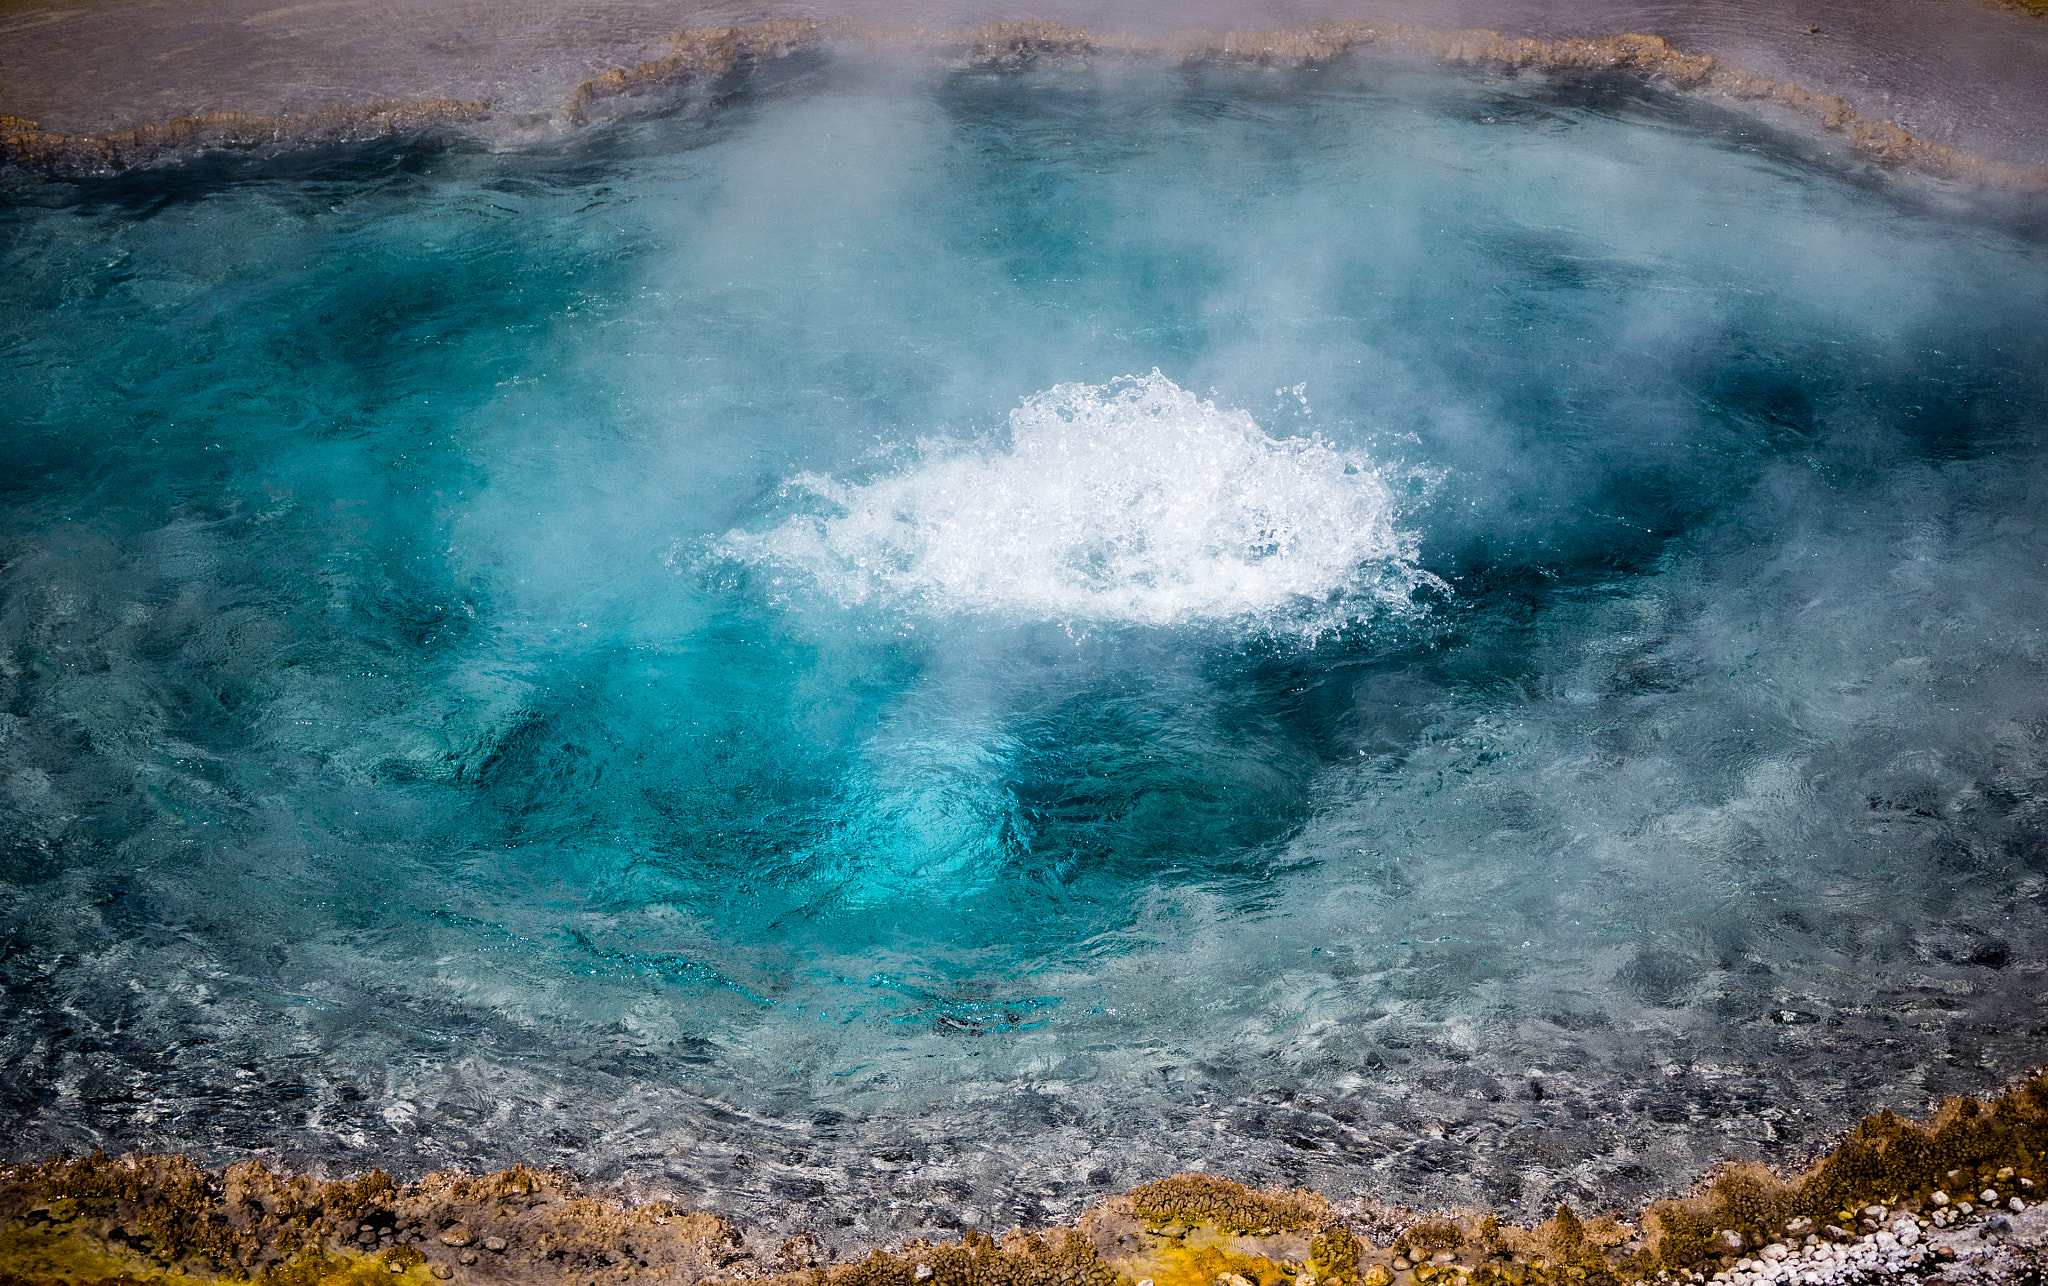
{"left": 1982, "top": 1190, "right": 1999, "bottom": 1203}
{"left": 2012, "top": 1197, "right": 2028, "bottom": 1212}
{"left": 1931, "top": 1190, "right": 1949, "bottom": 1206}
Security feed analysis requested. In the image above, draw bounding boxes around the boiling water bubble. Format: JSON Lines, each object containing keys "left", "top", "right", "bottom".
{"left": 724, "top": 371, "right": 1438, "bottom": 636}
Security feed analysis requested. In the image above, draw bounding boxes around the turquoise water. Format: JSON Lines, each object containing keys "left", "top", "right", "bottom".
{"left": 5, "top": 54, "right": 2048, "bottom": 1237}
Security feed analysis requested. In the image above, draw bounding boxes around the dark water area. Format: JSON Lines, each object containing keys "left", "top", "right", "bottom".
{"left": 4, "top": 47, "right": 2048, "bottom": 1249}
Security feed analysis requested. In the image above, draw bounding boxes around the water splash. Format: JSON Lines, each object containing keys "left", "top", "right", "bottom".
{"left": 725, "top": 372, "right": 1434, "bottom": 636}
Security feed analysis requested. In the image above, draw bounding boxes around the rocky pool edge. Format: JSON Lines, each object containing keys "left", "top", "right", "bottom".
{"left": 2, "top": 17, "right": 2047, "bottom": 191}
{"left": 5, "top": 1065, "right": 2048, "bottom": 1286}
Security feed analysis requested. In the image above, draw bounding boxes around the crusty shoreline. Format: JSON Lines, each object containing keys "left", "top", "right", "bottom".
{"left": 5, "top": 1068, "right": 2048, "bottom": 1286}
{"left": 3, "top": 17, "right": 2047, "bottom": 190}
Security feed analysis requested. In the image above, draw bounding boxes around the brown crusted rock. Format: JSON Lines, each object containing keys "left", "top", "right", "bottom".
{"left": 964, "top": 20, "right": 1099, "bottom": 64}
{"left": 2, "top": 100, "right": 484, "bottom": 175}
{"left": 776, "top": 1232, "right": 826, "bottom": 1271}
{"left": 1130, "top": 1174, "right": 1330, "bottom": 1234}
{"left": 1402, "top": 1221, "right": 1464, "bottom": 1255}
{"left": 1307, "top": 1227, "right": 1360, "bottom": 1283}
{"left": 564, "top": 19, "right": 824, "bottom": 120}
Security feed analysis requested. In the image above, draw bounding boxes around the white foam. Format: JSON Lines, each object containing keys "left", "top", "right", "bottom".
{"left": 723, "top": 372, "right": 1435, "bottom": 636}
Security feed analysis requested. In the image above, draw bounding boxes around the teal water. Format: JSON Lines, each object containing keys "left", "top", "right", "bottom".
{"left": 5, "top": 54, "right": 2048, "bottom": 1237}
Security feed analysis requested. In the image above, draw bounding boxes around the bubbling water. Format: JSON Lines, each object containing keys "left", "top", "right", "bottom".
{"left": 8, "top": 46, "right": 2048, "bottom": 1252}
{"left": 724, "top": 372, "right": 1436, "bottom": 636}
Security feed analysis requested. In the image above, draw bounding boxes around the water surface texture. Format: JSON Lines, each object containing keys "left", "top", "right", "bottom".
{"left": 5, "top": 54, "right": 2048, "bottom": 1243}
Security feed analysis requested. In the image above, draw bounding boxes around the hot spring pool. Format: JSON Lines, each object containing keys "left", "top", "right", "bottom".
{"left": 4, "top": 47, "right": 2048, "bottom": 1244}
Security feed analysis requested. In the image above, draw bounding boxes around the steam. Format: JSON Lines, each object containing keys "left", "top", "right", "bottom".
{"left": 722, "top": 372, "right": 1436, "bottom": 636}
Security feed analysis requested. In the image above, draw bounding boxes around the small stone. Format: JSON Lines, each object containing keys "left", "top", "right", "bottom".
{"left": 1393, "top": 1258, "right": 1412, "bottom": 1271}
{"left": 1711, "top": 1230, "right": 1745, "bottom": 1255}
{"left": 1782, "top": 1218, "right": 1815, "bottom": 1239}
{"left": 431, "top": 1269, "right": 453, "bottom": 1281}
{"left": 1362, "top": 1269, "right": 1392, "bottom": 1286}
{"left": 2011, "top": 1198, "right": 2027, "bottom": 1212}
{"left": 389, "top": 1263, "right": 405, "bottom": 1275}
{"left": 458, "top": 1252, "right": 477, "bottom": 1266}
{"left": 915, "top": 1267, "right": 933, "bottom": 1282}
{"left": 1959, "top": 1203, "right": 1974, "bottom": 1216}
{"left": 1821, "top": 1226, "right": 1850, "bottom": 1243}
{"left": 1930, "top": 1191, "right": 1949, "bottom": 1207}
{"left": 1998, "top": 1167, "right": 2015, "bottom": 1181}
{"left": 440, "top": 1227, "right": 474, "bottom": 1249}
{"left": 1431, "top": 1254, "right": 1455, "bottom": 1267}
{"left": 1982, "top": 1190, "right": 1999, "bottom": 1204}
{"left": 1861, "top": 1206, "right": 1885, "bottom": 1221}
{"left": 483, "top": 1239, "right": 506, "bottom": 1253}
{"left": 2023, "top": 1178, "right": 2037, "bottom": 1191}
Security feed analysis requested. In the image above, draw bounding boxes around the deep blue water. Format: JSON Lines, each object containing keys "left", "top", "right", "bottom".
{"left": 5, "top": 53, "right": 2048, "bottom": 1239}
